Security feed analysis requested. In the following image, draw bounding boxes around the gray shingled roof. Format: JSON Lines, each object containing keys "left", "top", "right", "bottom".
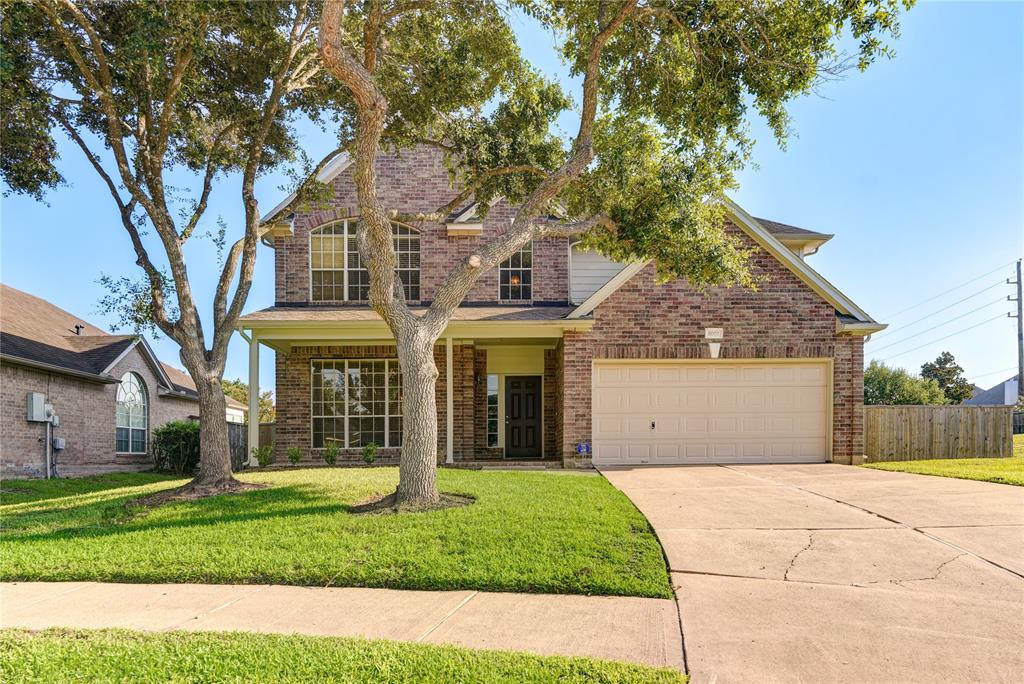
{"left": 240, "top": 305, "right": 579, "bottom": 324}
{"left": 755, "top": 217, "right": 833, "bottom": 240}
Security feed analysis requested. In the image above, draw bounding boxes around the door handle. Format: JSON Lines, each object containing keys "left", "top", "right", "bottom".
{"left": 650, "top": 421, "right": 656, "bottom": 431}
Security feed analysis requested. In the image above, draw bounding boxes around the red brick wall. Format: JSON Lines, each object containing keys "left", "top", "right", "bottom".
{"left": 560, "top": 225, "right": 866, "bottom": 466}
{"left": 274, "top": 145, "right": 569, "bottom": 305}
{"left": 1, "top": 348, "right": 198, "bottom": 478}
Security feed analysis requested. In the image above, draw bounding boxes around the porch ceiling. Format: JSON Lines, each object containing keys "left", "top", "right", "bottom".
{"left": 238, "top": 305, "right": 592, "bottom": 351}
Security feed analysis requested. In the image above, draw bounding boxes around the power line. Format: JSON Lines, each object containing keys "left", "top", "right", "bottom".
{"left": 869, "top": 298, "right": 1006, "bottom": 354}
{"left": 968, "top": 366, "right": 1017, "bottom": 382}
{"left": 879, "top": 313, "right": 1008, "bottom": 362}
{"left": 871, "top": 283, "right": 1005, "bottom": 339}
{"left": 880, "top": 261, "right": 1015, "bottom": 319}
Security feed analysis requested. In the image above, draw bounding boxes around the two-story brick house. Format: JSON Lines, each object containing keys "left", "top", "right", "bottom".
{"left": 238, "top": 145, "right": 884, "bottom": 468}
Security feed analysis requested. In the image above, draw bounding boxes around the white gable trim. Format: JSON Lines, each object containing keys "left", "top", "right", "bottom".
{"left": 566, "top": 199, "right": 881, "bottom": 324}
{"left": 261, "top": 153, "right": 353, "bottom": 225}
{"left": 722, "top": 199, "right": 877, "bottom": 323}
{"left": 101, "top": 336, "right": 176, "bottom": 391}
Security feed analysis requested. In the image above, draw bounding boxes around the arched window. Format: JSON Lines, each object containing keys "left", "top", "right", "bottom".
{"left": 116, "top": 372, "right": 148, "bottom": 454}
{"left": 310, "top": 219, "right": 420, "bottom": 302}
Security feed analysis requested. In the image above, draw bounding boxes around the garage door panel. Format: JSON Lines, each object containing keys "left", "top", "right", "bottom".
{"left": 592, "top": 361, "right": 829, "bottom": 465}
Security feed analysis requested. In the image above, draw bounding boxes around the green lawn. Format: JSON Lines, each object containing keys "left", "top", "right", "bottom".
{"left": 0, "top": 628, "right": 686, "bottom": 684}
{"left": 863, "top": 434, "right": 1024, "bottom": 486}
{"left": 0, "top": 468, "right": 672, "bottom": 598}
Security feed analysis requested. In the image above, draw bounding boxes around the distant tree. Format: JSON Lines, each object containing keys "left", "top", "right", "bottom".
{"left": 222, "top": 379, "right": 276, "bottom": 423}
{"left": 920, "top": 351, "right": 973, "bottom": 404}
{"left": 864, "top": 360, "right": 947, "bottom": 405}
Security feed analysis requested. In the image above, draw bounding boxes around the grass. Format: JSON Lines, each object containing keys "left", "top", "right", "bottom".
{"left": 863, "top": 433, "right": 1024, "bottom": 486}
{"left": 0, "top": 628, "right": 686, "bottom": 683}
{"left": 0, "top": 467, "right": 672, "bottom": 598}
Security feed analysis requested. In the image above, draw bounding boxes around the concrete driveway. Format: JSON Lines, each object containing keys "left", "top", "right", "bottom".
{"left": 601, "top": 463, "right": 1024, "bottom": 684}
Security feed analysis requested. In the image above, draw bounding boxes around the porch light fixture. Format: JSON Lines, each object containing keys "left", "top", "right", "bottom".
{"left": 705, "top": 327, "right": 723, "bottom": 359}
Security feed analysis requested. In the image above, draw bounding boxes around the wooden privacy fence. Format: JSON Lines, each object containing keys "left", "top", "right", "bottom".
{"left": 864, "top": 405, "right": 1014, "bottom": 462}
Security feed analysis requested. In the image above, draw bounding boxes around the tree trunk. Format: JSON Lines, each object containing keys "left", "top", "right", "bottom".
{"left": 192, "top": 376, "right": 238, "bottom": 489}
{"left": 394, "top": 333, "right": 441, "bottom": 507}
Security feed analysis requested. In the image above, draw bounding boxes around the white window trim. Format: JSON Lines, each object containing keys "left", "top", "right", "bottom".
{"left": 309, "top": 358, "right": 402, "bottom": 449}
{"left": 115, "top": 372, "right": 149, "bottom": 455}
{"left": 498, "top": 241, "right": 533, "bottom": 302}
{"left": 308, "top": 219, "right": 421, "bottom": 303}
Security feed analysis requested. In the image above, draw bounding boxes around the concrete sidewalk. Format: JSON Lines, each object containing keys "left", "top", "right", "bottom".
{"left": 0, "top": 581, "right": 684, "bottom": 670}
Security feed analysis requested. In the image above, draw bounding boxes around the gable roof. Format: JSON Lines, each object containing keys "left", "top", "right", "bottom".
{"left": 568, "top": 200, "right": 884, "bottom": 335}
{"left": 261, "top": 152, "right": 353, "bottom": 226}
{"left": 964, "top": 376, "right": 1018, "bottom": 406}
{"left": 0, "top": 283, "right": 187, "bottom": 393}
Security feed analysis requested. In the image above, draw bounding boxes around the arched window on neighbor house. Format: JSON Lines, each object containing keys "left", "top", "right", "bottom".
{"left": 309, "top": 219, "right": 420, "bottom": 302}
{"left": 116, "top": 372, "right": 148, "bottom": 454}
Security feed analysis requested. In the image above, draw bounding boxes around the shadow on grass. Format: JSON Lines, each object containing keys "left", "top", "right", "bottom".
{"left": 1, "top": 480, "right": 470, "bottom": 546}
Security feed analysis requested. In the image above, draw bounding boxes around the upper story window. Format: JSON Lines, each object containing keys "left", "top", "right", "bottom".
{"left": 499, "top": 241, "right": 532, "bottom": 301}
{"left": 116, "top": 372, "right": 148, "bottom": 454}
{"left": 310, "top": 219, "right": 420, "bottom": 302}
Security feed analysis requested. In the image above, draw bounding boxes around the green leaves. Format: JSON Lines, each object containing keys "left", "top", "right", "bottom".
{"left": 865, "top": 360, "right": 948, "bottom": 405}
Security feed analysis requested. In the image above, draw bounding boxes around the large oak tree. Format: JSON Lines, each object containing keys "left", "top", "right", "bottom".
{"left": 2, "top": 0, "right": 909, "bottom": 506}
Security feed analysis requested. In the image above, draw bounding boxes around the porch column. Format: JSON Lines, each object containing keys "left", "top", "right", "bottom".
{"left": 247, "top": 332, "right": 260, "bottom": 467}
{"left": 446, "top": 335, "right": 454, "bottom": 464}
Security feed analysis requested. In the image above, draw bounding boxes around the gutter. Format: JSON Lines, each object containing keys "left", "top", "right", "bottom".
{"left": 0, "top": 354, "right": 119, "bottom": 384}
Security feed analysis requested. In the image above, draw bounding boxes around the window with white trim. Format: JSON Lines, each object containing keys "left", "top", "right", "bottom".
{"left": 310, "top": 219, "right": 420, "bottom": 302}
{"left": 116, "top": 372, "right": 148, "bottom": 454}
{"left": 311, "top": 359, "right": 403, "bottom": 448}
{"left": 486, "top": 374, "right": 499, "bottom": 447}
{"left": 499, "top": 241, "right": 532, "bottom": 300}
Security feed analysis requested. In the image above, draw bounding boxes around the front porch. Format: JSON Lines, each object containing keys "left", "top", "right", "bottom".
{"left": 238, "top": 306, "right": 593, "bottom": 468}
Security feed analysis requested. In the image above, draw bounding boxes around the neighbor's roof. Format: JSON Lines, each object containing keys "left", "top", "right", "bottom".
{"left": 240, "top": 305, "right": 579, "bottom": 325}
{"left": 964, "top": 376, "right": 1018, "bottom": 406}
{"left": 0, "top": 283, "right": 186, "bottom": 392}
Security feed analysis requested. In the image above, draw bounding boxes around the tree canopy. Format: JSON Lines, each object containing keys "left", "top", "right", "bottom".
{"left": 920, "top": 351, "right": 973, "bottom": 404}
{"left": 865, "top": 360, "right": 947, "bottom": 406}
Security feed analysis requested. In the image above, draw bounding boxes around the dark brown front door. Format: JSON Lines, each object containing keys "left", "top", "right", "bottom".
{"left": 505, "top": 376, "right": 542, "bottom": 458}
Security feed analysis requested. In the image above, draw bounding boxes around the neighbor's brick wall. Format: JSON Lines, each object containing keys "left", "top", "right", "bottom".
{"left": 274, "top": 145, "right": 569, "bottom": 305}
{"left": 274, "top": 343, "right": 480, "bottom": 465}
{"left": 560, "top": 223, "right": 866, "bottom": 466}
{"left": 0, "top": 348, "right": 199, "bottom": 479}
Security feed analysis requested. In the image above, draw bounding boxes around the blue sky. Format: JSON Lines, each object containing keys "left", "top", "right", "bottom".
{"left": 2, "top": 1, "right": 1021, "bottom": 396}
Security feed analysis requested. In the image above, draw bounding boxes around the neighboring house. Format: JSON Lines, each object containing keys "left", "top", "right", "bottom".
{"left": 965, "top": 376, "right": 1020, "bottom": 406}
{"left": 238, "top": 146, "right": 884, "bottom": 468}
{"left": 0, "top": 284, "right": 201, "bottom": 478}
{"left": 224, "top": 395, "right": 249, "bottom": 424}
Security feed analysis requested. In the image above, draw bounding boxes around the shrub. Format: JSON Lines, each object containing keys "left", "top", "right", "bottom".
{"left": 362, "top": 441, "right": 379, "bottom": 465}
{"left": 865, "top": 360, "right": 947, "bottom": 405}
{"left": 151, "top": 420, "right": 200, "bottom": 475}
{"left": 251, "top": 443, "right": 274, "bottom": 467}
{"left": 286, "top": 446, "right": 302, "bottom": 465}
{"left": 323, "top": 442, "right": 340, "bottom": 466}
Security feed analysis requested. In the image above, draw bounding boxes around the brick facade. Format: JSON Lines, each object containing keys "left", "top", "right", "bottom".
{"left": 558, "top": 224, "right": 866, "bottom": 466}
{"left": 265, "top": 145, "right": 869, "bottom": 467}
{"left": 0, "top": 347, "right": 198, "bottom": 478}
{"left": 274, "top": 145, "right": 569, "bottom": 306}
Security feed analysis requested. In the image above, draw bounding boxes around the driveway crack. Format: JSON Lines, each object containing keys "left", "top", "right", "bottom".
{"left": 783, "top": 531, "right": 816, "bottom": 582}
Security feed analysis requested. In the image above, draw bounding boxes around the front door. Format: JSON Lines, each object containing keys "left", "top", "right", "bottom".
{"left": 505, "top": 375, "right": 542, "bottom": 458}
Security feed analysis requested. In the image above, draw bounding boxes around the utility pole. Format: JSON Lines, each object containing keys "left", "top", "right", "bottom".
{"left": 1011, "top": 259, "right": 1023, "bottom": 403}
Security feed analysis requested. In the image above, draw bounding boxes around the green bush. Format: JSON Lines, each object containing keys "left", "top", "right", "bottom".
{"left": 151, "top": 420, "right": 200, "bottom": 475}
{"left": 286, "top": 446, "right": 302, "bottom": 465}
{"left": 362, "top": 442, "right": 379, "bottom": 465}
{"left": 251, "top": 444, "right": 274, "bottom": 467}
{"left": 323, "top": 442, "right": 340, "bottom": 466}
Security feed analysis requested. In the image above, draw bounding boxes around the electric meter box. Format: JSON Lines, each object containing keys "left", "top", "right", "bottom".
{"left": 26, "top": 393, "right": 47, "bottom": 422}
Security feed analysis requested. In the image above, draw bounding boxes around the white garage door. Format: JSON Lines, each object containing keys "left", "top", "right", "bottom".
{"left": 592, "top": 361, "right": 829, "bottom": 465}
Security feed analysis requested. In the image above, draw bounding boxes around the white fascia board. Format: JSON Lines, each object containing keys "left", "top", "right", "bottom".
{"left": 260, "top": 153, "right": 353, "bottom": 226}
{"left": 103, "top": 336, "right": 175, "bottom": 391}
{"left": 567, "top": 261, "right": 649, "bottom": 319}
{"left": 722, "top": 199, "right": 879, "bottom": 324}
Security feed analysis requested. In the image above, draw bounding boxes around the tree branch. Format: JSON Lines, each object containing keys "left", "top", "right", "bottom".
{"left": 388, "top": 165, "right": 549, "bottom": 224}
{"left": 537, "top": 214, "right": 617, "bottom": 238}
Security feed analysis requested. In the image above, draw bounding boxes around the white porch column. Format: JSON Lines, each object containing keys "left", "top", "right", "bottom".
{"left": 247, "top": 332, "right": 260, "bottom": 467}
{"left": 446, "top": 335, "right": 454, "bottom": 464}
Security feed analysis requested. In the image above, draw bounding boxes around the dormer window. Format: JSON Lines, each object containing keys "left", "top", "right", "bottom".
{"left": 310, "top": 219, "right": 420, "bottom": 302}
{"left": 499, "top": 241, "right": 532, "bottom": 301}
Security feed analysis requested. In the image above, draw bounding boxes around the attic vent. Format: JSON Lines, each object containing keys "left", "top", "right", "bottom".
{"left": 73, "top": 324, "right": 85, "bottom": 335}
